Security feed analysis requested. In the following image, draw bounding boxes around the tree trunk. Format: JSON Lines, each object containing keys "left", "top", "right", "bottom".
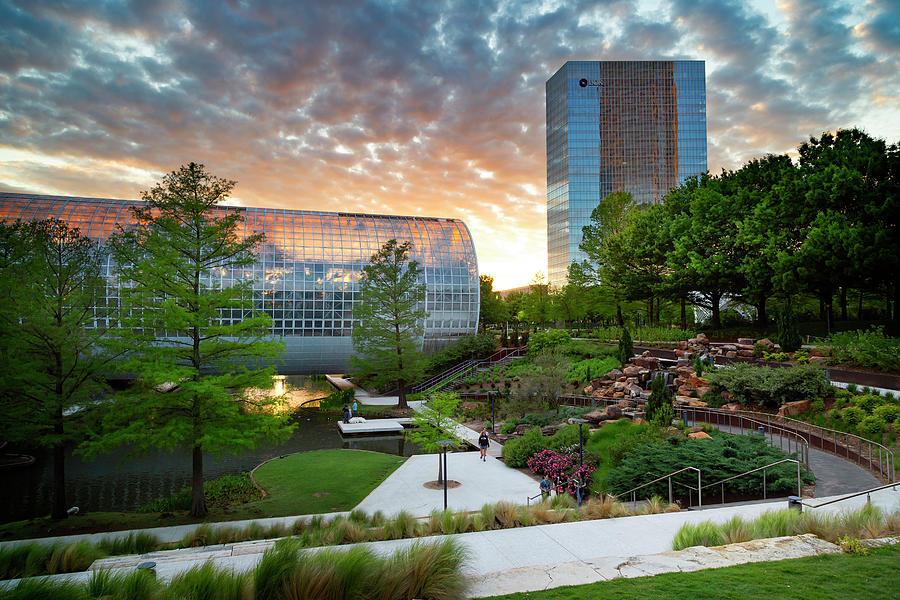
{"left": 755, "top": 299, "right": 767, "bottom": 328}
{"left": 616, "top": 304, "right": 623, "bottom": 327}
{"left": 437, "top": 453, "right": 443, "bottom": 483}
{"left": 857, "top": 289, "right": 863, "bottom": 321}
{"left": 710, "top": 292, "right": 722, "bottom": 330}
{"left": 840, "top": 287, "right": 848, "bottom": 321}
{"left": 680, "top": 297, "right": 687, "bottom": 331}
{"left": 51, "top": 441, "right": 67, "bottom": 520}
{"left": 190, "top": 445, "right": 208, "bottom": 518}
{"left": 397, "top": 379, "right": 408, "bottom": 410}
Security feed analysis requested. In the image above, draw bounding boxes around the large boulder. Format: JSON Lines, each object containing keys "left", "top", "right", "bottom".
{"left": 737, "top": 337, "right": 755, "bottom": 345}
{"left": 515, "top": 423, "right": 538, "bottom": 435}
{"left": 603, "top": 368, "right": 624, "bottom": 381}
{"left": 541, "top": 423, "right": 565, "bottom": 436}
{"left": 626, "top": 383, "right": 644, "bottom": 397}
{"left": 584, "top": 405, "right": 623, "bottom": 423}
{"left": 777, "top": 400, "right": 811, "bottom": 418}
{"left": 622, "top": 366, "right": 642, "bottom": 377}
{"left": 758, "top": 338, "right": 776, "bottom": 351}
{"left": 723, "top": 402, "right": 744, "bottom": 412}
{"left": 633, "top": 356, "right": 660, "bottom": 370}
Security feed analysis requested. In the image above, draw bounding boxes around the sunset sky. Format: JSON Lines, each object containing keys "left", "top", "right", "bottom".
{"left": 1, "top": 0, "right": 898, "bottom": 289}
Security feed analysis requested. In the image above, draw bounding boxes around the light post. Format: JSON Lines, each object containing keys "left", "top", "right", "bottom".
{"left": 435, "top": 440, "right": 453, "bottom": 511}
{"left": 488, "top": 390, "right": 497, "bottom": 434}
{"left": 573, "top": 418, "right": 588, "bottom": 467}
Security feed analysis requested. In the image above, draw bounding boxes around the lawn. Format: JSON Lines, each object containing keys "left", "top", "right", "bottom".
{"left": 482, "top": 544, "right": 900, "bottom": 599}
{"left": 251, "top": 449, "right": 406, "bottom": 514}
{"left": 0, "top": 449, "right": 405, "bottom": 541}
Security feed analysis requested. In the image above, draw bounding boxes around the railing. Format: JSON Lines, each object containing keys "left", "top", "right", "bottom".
{"left": 682, "top": 406, "right": 811, "bottom": 467}
{"left": 613, "top": 467, "right": 702, "bottom": 508}
{"left": 800, "top": 480, "right": 899, "bottom": 510}
{"left": 701, "top": 459, "right": 803, "bottom": 505}
{"left": 410, "top": 347, "right": 528, "bottom": 395}
{"left": 684, "top": 406, "right": 894, "bottom": 482}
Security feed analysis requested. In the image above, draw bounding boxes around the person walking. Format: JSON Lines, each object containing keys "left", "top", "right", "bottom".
{"left": 478, "top": 427, "right": 490, "bottom": 461}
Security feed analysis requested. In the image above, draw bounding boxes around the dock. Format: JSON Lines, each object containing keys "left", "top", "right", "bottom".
{"left": 337, "top": 418, "right": 414, "bottom": 435}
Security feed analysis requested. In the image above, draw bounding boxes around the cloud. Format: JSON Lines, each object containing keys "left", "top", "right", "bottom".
{"left": 0, "top": 0, "right": 897, "bottom": 289}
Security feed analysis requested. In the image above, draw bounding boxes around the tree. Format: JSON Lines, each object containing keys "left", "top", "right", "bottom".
{"left": 406, "top": 391, "right": 463, "bottom": 482}
{"left": 616, "top": 327, "right": 634, "bottom": 367}
{"left": 645, "top": 375, "right": 674, "bottom": 427}
{"left": 90, "top": 162, "right": 294, "bottom": 518}
{"left": 478, "top": 274, "right": 506, "bottom": 331}
{"left": 0, "top": 219, "right": 115, "bottom": 519}
{"left": 520, "top": 272, "right": 552, "bottom": 329}
{"left": 574, "top": 191, "right": 636, "bottom": 326}
{"left": 352, "top": 239, "right": 427, "bottom": 409}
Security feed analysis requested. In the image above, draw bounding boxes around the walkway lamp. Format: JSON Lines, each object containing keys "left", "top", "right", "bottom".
{"left": 573, "top": 418, "right": 588, "bottom": 467}
{"left": 435, "top": 440, "right": 454, "bottom": 511}
{"left": 488, "top": 390, "right": 497, "bottom": 433}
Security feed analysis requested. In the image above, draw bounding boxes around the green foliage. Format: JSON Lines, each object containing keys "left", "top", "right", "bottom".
{"left": 501, "top": 426, "right": 548, "bottom": 468}
{"left": 705, "top": 363, "right": 829, "bottom": 408}
{"left": 793, "top": 349, "right": 810, "bottom": 363}
{"left": 407, "top": 391, "right": 464, "bottom": 453}
{"left": 838, "top": 536, "right": 869, "bottom": 556}
{"left": 840, "top": 406, "right": 866, "bottom": 426}
{"left": 858, "top": 415, "right": 887, "bottom": 435}
{"left": 646, "top": 375, "right": 675, "bottom": 427}
{"left": 873, "top": 404, "right": 900, "bottom": 423}
{"left": 547, "top": 423, "right": 593, "bottom": 451}
{"left": 567, "top": 357, "right": 620, "bottom": 384}
{"left": 320, "top": 388, "right": 356, "bottom": 410}
{"left": 826, "top": 327, "right": 900, "bottom": 372}
{"left": 616, "top": 327, "right": 634, "bottom": 367}
{"left": 762, "top": 351, "right": 790, "bottom": 362}
{"left": 851, "top": 394, "right": 885, "bottom": 413}
{"left": 352, "top": 238, "right": 428, "bottom": 408}
{"left": 607, "top": 434, "right": 813, "bottom": 499}
{"left": 672, "top": 521, "right": 724, "bottom": 550}
{"left": 809, "top": 399, "right": 825, "bottom": 414}
{"left": 776, "top": 304, "right": 802, "bottom": 353}
{"left": 428, "top": 333, "right": 497, "bottom": 373}
{"left": 528, "top": 329, "right": 572, "bottom": 353}
{"left": 558, "top": 339, "right": 619, "bottom": 360}
{"left": 585, "top": 326, "right": 697, "bottom": 343}
{"left": 93, "top": 162, "right": 293, "bottom": 518}
{"left": 139, "top": 473, "right": 262, "bottom": 513}
{"left": 0, "top": 219, "right": 114, "bottom": 519}
{"left": 752, "top": 342, "right": 767, "bottom": 358}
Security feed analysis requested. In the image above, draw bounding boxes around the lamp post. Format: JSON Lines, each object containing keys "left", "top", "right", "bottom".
{"left": 435, "top": 440, "right": 453, "bottom": 511}
{"left": 573, "top": 419, "right": 588, "bottom": 467}
{"left": 488, "top": 390, "right": 497, "bottom": 434}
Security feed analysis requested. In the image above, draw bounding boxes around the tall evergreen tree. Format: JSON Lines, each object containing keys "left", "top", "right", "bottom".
{"left": 0, "top": 219, "right": 114, "bottom": 519}
{"left": 351, "top": 239, "right": 427, "bottom": 409}
{"left": 87, "top": 162, "right": 294, "bottom": 518}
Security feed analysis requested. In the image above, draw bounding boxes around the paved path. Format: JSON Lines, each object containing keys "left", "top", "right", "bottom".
{"left": 708, "top": 423, "right": 881, "bottom": 497}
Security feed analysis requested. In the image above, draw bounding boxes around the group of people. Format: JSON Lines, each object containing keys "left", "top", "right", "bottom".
{"left": 539, "top": 475, "right": 588, "bottom": 506}
{"left": 341, "top": 400, "right": 359, "bottom": 424}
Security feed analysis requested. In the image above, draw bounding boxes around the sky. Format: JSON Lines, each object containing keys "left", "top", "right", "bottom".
{"left": 1, "top": 0, "right": 898, "bottom": 290}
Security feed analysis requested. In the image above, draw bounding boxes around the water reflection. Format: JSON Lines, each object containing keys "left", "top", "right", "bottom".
{"left": 0, "top": 377, "right": 426, "bottom": 522}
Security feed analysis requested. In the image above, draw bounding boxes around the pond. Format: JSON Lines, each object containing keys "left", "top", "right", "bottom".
{"left": 0, "top": 377, "right": 425, "bottom": 522}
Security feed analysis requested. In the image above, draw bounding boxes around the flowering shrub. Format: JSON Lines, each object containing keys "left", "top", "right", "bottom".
{"left": 527, "top": 446, "right": 597, "bottom": 495}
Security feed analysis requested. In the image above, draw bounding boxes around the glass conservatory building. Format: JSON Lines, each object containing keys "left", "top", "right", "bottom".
{"left": 0, "top": 193, "right": 480, "bottom": 374}
{"left": 546, "top": 60, "right": 707, "bottom": 286}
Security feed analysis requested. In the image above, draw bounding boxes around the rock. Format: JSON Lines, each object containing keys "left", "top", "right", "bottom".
{"left": 725, "top": 351, "right": 737, "bottom": 358}
{"left": 623, "top": 366, "right": 641, "bottom": 377}
{"left": 736, "top": 344, "right": 755, "bottom": 351}
{"left": 541, "top": 424, "right": 565, "bottom": 436}
{"left": 777, "top": 399, "right": 811, "bottom": 418}
{"left": 723, "top": 402, "right": 744, "bottom": 412}
{"left": 515, "top": 423, "right": 537, "bottom": 435}
{"left": 721, "top": 344, "right": 737, "bottom": 352}
{"left": 627, "top": 383, "right": 644, "bottom": 397}
{"left": 596, "top": 405, "right": 623, "bottom": 422}
{"left": 737, "top": 349, "right": 755, "bottom": 358}
{"left": 583, "top": 386, "right": 594, "bottom": 395}
{"left": 688, "top": 400, "right": 708, "bottom": 407}
{"left": 603, "top": 368, "right": 624, "bottom": 381}
{"left": 675, "top": 395, "right": 694, "bottom": 406}
{"left": 737, "top": 337, "right": 755, "bottom": 345}
{"left": 675, "top": 366, "right": 694, "bottom": 378}
{"left": 677, "top": 340, "right": 689, "bottom": 350}
{"left": 696, "top": 333, "right": 709, "bottom": 344}
{"left": 721, "top": 390, "right": 733, "bottom": 401}
{"left": 688, "top": 431, "right": 712, "bottom": 440}
{"left": 459, "top": 401, "right": 484, "bottom": 411}
{"left": 809, "top": 356, "right": 827, "bottom": 364}
{"left": 633, "top": 356, "right": 660, "bottom": 370}
{"left": 758, "top": 338, "right": 776, "bottom": 350}
{"left": 695, "top": 386, "right": 711, "bottom": 398}
{"left": 612, "top": 381, "right": 626, "bottom": 391}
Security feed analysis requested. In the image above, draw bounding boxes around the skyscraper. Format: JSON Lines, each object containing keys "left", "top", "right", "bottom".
{"left": 546, "top": 60, "right": 707, "bottom": 286}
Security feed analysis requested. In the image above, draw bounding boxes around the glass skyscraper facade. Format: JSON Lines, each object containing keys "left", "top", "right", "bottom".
{"left": 0, "top": 193, "right": 480, "bottom": 374}
{"left": 546, "top": 60, "right": 707, "bottom": 286}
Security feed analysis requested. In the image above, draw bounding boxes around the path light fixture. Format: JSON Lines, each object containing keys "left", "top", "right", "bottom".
{"left": 435, "top": 440, "right": 454, "bottom": 511}
{"left": 573, "top": 419, "right": 588, "bottom": 467}
{"left": 488, "top": 390, "right": 497, "bottom": 433}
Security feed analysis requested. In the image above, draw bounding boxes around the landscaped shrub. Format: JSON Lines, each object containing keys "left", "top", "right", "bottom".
{"left": 527, "top": 446, "right": 597, "bottom": 494}
{"left": 705, "top": 363, "right": 829, "bottom": 408}
{"left": 319, "top": 387, "right": 355, "bottom": 410}
{"left": 428, "top": 332, "right": 497, "bottom": 373}
{"left": 645, "top": 374, "right": 675, "bottom": 427}
{"left": 809, "top": 399, "right": 825, "bottom": 414}
{"left": 777, "top": 305, "right": 802, "bottom": 353}
{"left": 825, "top": 326, "right": 900, "bottom": 372}
{"left": 557, "top": 339, "right": 619, "bottom": 360}
{"left": 851, "top": 394, "right": 886, "bottom": 413}
{"left": 139, "top": 473, "right": 262, "bottom": 513}
{"left": 839, "top": 406, "right": 866, "bottom": 426}
{"left": 547, "top": 423, "right": 593, "bottom": 451}
{"left": 606, "top": 434, "right": 814, "bottom": 500}
{"left": 501, "top": 426, "right": 548, "bottom": 468}
{"left": 873, "top": 404, "right": 900, "bottom": 424}
{"left": 858, "top": 415, "right": 887, "bottom": 436}
{"left": 567, "top": 357, "right": 620, "bottom": 384}
{"left": 527, "top": 329, "right": 572, "bottom": 353}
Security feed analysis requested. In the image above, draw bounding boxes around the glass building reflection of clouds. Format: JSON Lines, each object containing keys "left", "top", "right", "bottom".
{"left": 546, "top": 60, "right": 707, "bottom": 286}
{"left": 0, "top": 193, "right": 480, "bottom": 374}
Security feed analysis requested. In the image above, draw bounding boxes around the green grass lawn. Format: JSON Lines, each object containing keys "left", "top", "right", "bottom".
{"left": 584, "top": 418, "right": 652, "bottom": 488}
{"left": 483, "top": 545, "right": 900, "bottom": 599}
{"left": 0, "top": 449, "right": 405, "bottom": 541}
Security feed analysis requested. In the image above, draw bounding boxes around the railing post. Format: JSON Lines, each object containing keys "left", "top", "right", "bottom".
{"left": 668, "top": 476, "right": 673, "bottom": 504}
{"left": 698, "top": 470, "right": 702, "bottom": 508}
{"left": 721, "top": 482, "right": 724, "bottom": 504}
{"left": 797, "top": 460, "right": 801, "bottom": 498}
{"left": 763, "top": 469, "right": 767, "bottom": 500}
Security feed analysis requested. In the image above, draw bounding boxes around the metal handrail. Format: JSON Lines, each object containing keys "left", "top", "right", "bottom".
{"left": 613, "top": 466, "right": 702, "bottom": 508}
{"left": 701, "top": 459, "right": 803, "bottom": 504}
{"left": 800, "top": 480, "right": 899, "bottom": 510}
{"left": 686, "top": 405, "right": 894, "bottom": 482}
{"left": 410, "top": 359, "right": 478, "bottom": 394}
{"left": 683, "top": 407, "right": 810, "bottom": 467}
